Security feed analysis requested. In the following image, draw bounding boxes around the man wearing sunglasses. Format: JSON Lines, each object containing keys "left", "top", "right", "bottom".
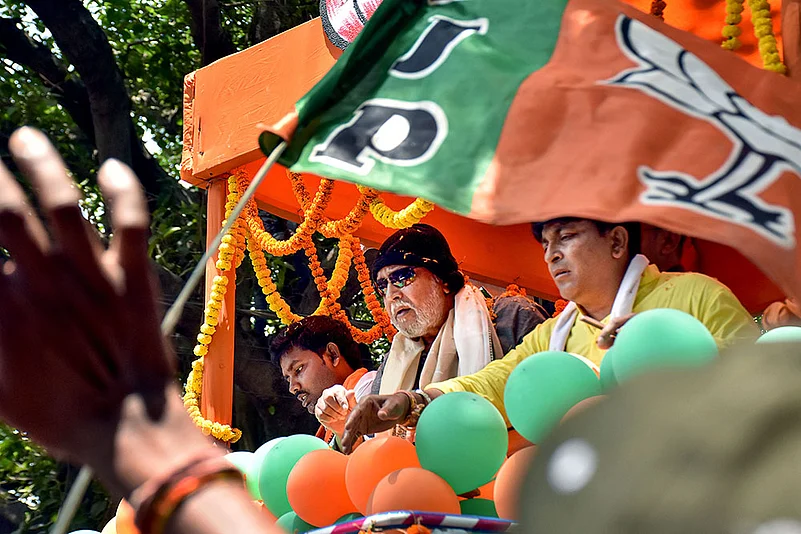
{"left": 270, "top": 315, "right": 375, "bottom": 448}
{"left": 371, "top": 224, "right": 546, "bottom": 435}
{"left": 367, "top": 225, "right": 516, "bottom": 416}
{"left": 340, "top": 218, "right": 758, "bottom": 452}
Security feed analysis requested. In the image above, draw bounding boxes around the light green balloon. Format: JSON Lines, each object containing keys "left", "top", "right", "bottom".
{"left": 246, "top": 437, "right": 286, "bottom": 501}
{"left": 259, "top": 434, "right": 328, "bottom": 518}
{"left": 225, "top": 451, "right": 255, "bottom": 498}
{"left": 460, "top": 498, "right": 499, "bottom": 518}
{"left": 504, "top": 351, "right": 601, "bottom": 444}
{"left": 599, "top": 350, "right": 618, "bottom": 392}
{"left": 757, "top": 326, "right": 801, "bottom": 344}
{"left": 276, "top": 511, "right": 315, "bottom": 533}
{"left": 416, "top": 392, "right": 507, "bottom": 494}
{"left": 607, "top": 309, "right": 718, "bottom": 383}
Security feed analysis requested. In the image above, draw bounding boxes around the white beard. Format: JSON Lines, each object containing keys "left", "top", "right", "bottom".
{"left": 390, "top": 290, "right": 450, "bottom": 339}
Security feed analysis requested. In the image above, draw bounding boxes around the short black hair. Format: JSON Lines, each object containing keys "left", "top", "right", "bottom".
{"left": 531, "top": 218, "right": 641, "bottom": 259}
{"left": 270, "top": 316, "right": 364, "bottom": 371}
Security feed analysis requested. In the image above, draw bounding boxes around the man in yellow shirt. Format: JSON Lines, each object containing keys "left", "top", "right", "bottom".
{"left": 340, "top": 218, "right": 758, "bottom": 451}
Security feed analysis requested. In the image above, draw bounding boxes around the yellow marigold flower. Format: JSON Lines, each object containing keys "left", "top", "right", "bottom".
{"left": 722, "top": 37, "right": 741, "bottom": 50}
{"left": 200, "top": 324, "right": 216, "bottom": 335}
{"left": 216, "top": 259, "right": 232, "bottom": 270}
{"left": 197, "top": 333, "right": 213, "bottom": 345}
{"left": 194, "top": 344, "right": 209, "bottom": 356}
{"left": 722, "top": 25, "right": 742, "bottom": 37}
{"left": 206, "top": 316, "right": 219, "bottom": 326}
{"left": 213, "top": 275, "right": 229, "bottom": 286}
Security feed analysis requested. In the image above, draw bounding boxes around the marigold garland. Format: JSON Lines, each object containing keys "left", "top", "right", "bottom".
{"left": 182, "top": 174, "right": 245, "bottom": 444}
{"left": 722, "top": 0, "right": 745, "bottom": 50}
{"left": 185, "top": 166, "right": 426, "bottom": 436}
{"left": 369, "top": 194, "right": 436, "bottom": 229}
{"left": 650, "top": 0, "right": 667, "bottom": 19}
{"left": 287, "top": 171, "right": 380, "bottom": 238}
{"left": 746, "top": 0, "right": 786, "bottom": 73}
{"left": 553, "top": 299, "right": 570, "bottom": 318}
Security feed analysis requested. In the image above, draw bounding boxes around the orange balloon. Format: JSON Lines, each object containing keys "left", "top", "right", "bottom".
{"left": 115, "top": 500, "right": 140, "bottom": 534}
{"left": 494, "top": 446, "right": 537, "bottom": 520}
{"left": 345, "top": 436, "right": 420, "bottom": 514}
{"left": 287, "top": 448, "right": 357, "bottom": 526}
{"left": 367, "top": 468, "right": 461, "bottom": 515}
{"left": 560, "top": 395, "right": 606, "bottom": 423}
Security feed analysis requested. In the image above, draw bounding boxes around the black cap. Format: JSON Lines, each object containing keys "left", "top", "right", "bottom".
{"left": 371, "top": 224, "right": 464, "bottom": 293}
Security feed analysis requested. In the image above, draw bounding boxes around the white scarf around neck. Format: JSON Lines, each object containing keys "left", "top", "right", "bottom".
{"left": 378, "top": 284, "right": 501, "bottom": 395}
{"left": 548, "top": 254, "right": 650, "bottom": 352}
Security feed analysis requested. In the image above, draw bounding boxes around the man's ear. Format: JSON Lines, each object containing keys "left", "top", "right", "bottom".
{"left": 324, "top": 342, "right": 341, "bottom": 366}
{"left": 660, "top": 230, "right": 684, "bottom": 255}
{"left": 610, "top": 226, "right": 630, "bottom": 260}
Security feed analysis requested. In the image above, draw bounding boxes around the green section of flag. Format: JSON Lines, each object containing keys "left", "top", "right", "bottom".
{"left": 264, "top": 0, "right": 568, "bottom": 214}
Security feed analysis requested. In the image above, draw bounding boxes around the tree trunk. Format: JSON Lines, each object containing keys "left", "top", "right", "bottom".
{"left": 182, "top": 0, "right": 238, "bottom": 65}
{"left": 12, "top": 1, "right": 170, "bottom": 208}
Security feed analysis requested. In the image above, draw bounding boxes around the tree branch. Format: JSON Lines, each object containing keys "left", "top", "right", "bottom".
{"left": 0, "top": 17, "right": 95, "bottom": 142}
{"left": 15, "top": 0, "right": 170, "bottom": 207}
{"left": 182, "top": 0, "right": 238, "bottom": 65}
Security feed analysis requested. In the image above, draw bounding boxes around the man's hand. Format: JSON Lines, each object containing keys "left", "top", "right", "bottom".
{"left": 596, "top": 313, "right": 636, "bottom": 350}
{"left": 0, "top": 128, "right": 208, "bottom": 495}
{"left": 315, "top": 385, "right": 356, "bottom": 437}
{"left": 340, "top": 393, "right": 411, "bottom": 453}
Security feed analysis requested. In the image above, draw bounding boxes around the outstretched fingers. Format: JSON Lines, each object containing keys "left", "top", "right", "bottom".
{"left": 0, "top": 130, "right": 50, "bottom": 272}
{"left": 99, "top": 160, "right": 173, "bottom": 383}
{"left": 8, "top": 128, "right": 99, "bottom": 261}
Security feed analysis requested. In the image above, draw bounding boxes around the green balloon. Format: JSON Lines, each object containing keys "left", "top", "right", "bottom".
{"left": 599, "top": 351, "right": 618, "bottom": 392}
{"left": 246, "top": 437, "right": 285, "bottom": 501}
{"left": 757, "top": 326, "right": 801, "bottom": 344}
{"left": 416, "top": 392, "right": 507, "bottom": 494}
{"left": 607, "top": 309, "right": 717, "bottom": 383}
{"left": 225, "top": 451, "right": 255, "bottom": 497}
{"left": 259, "top": 435, "right": 328, "bottom": 518}
{"left": 276, "top": 511, "right": 315, "bottom": 533}
{"left": 335, "top": 512, "right": 364, "bottom": 524}
{"left": 460, "top": 498, "right": 499, "bottom": 518}
{"left": 504, "top": 351, "right": 601, "bottom": 444}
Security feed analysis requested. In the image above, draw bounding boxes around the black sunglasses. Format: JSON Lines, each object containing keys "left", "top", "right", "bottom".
{"left": 375, "top": 266, "right": 418, "bottom": 296}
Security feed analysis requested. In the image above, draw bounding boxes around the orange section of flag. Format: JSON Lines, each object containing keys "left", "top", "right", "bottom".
{"left": 473, "top": 0, "right": 800, "bottom": 309}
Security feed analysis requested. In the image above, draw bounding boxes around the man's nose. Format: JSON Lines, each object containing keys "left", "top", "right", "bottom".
{"left": 384, "top": 283, "right": 402, "bottom": 301}
{"left": 545, "top": 246, "right": 563, "bottom": 264}
{"left": 288, "top": 378, "right": 300, "bottom": 395}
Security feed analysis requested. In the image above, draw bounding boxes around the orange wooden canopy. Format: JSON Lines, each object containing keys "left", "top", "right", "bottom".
{"left": 180, "top": 7, "right": 786, "bottom": 425}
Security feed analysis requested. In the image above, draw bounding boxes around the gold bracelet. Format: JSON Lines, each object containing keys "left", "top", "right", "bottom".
{"left": 398, "top": 390, "right": 426, "bottom": 429}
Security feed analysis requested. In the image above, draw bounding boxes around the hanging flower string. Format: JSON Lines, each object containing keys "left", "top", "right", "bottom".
{"left": 720, "top": 0, "right": 785, "bottom": 73}
{"left": 747, "top": 0, "right": 786, "bottom": 73}
{"left": 184, "top": 167, "right": 411, "bottom": 438}
{"left": 183, "top": 174, "right": 246, "bottom": 444}
{"left": 368, "top": 193, "right": 436, "bottom": 229}
{"left": 650, "top": 0, "right": 667, "bottom": 20}
{"left": 722, "top": 0, "right": 745, "bottom": 49}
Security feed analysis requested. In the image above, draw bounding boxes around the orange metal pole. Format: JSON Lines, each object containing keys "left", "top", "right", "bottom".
{"left": 201, "top": 178, "right": 236, "bottom": 425}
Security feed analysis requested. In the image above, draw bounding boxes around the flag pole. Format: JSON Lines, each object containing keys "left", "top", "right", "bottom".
{"left": 49, "top": 140, "right": 288, "bottom": 534}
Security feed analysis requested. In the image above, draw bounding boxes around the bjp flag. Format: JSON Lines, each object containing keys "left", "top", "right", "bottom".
{"left": 260, "top": 0, "right": 801, "bottom": 307}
